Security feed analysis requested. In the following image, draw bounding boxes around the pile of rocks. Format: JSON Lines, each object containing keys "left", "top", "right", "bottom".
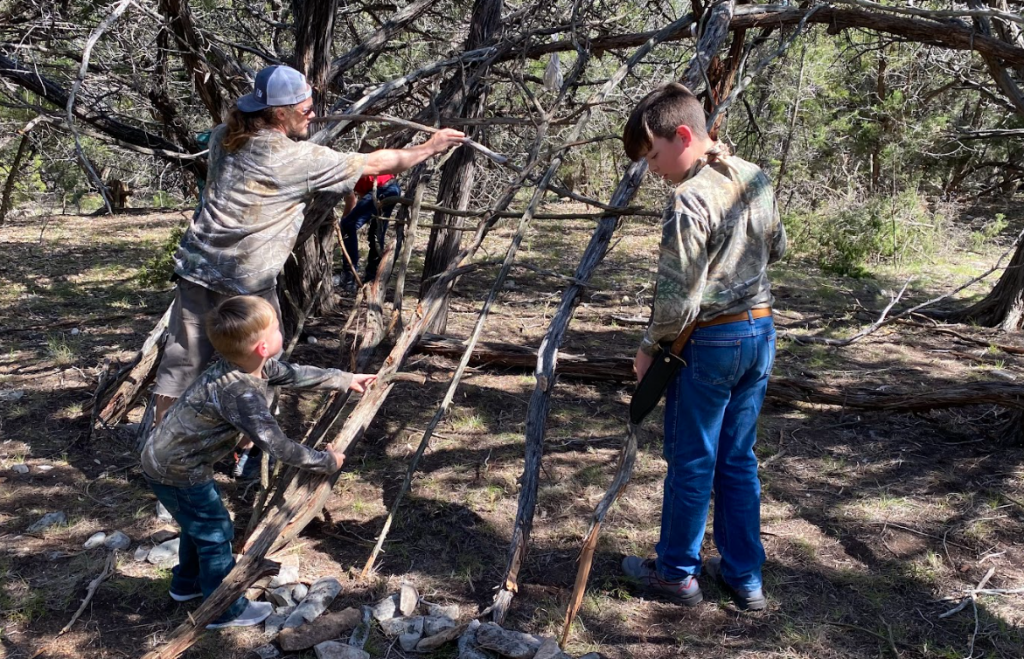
{"left": 253, "top": 580, "right": 602, "bottom": 659}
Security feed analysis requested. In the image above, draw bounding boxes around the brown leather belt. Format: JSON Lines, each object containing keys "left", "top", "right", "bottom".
{"left": 698, "top": 307, "right": 772, "bottom": 328}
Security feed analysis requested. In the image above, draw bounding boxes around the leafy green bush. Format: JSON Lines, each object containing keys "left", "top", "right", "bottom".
{"left": 136, "top": 223, "right": 186, "bottom": 287}
{"left": 787, "top": 192, "right": 945, "bottom": 278}
{"left": 968, "top": 213, "right": 1008, "bottom": 251}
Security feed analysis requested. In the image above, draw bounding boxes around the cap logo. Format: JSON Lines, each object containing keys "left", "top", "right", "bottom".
{"left": 256, "top": 88, "right": 264, "bottom": 99}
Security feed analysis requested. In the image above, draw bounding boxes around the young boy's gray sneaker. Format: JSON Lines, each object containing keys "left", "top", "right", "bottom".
{"left": 621, "top": 555, "right": 703, "bottom": 606}
{"left": 704, "top": 557, "right": 766, "bottom": 611}
{"left": 206, "top": 600, "right": 273, "bottom": 629}
{"left": 169, "top": 589, "right": 203, "bottom": 603}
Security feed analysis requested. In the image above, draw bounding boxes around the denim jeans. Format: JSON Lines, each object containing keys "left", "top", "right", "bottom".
{"left": 655, "top": 312, "right": 775, "bottom": 592}
{"left": 340, "top": 181, "right": 402, "bottom": 280}
{"left": 147, "top": 478, "right": 247, "bottom": 623}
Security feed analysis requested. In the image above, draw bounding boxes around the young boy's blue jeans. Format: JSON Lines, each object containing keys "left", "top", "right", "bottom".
{"left": 146, "top": 478, "right": 248, "bottom": 623}
{"left": 655, "top": 312, "right": 775, "bottom": 593}
{"left": 340, "top": 181, "right": 402, "bottom": 280}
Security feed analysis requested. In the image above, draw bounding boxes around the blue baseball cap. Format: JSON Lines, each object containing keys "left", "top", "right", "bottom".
{"left": 237, "top": 65, "right": 312, "bottom": 112}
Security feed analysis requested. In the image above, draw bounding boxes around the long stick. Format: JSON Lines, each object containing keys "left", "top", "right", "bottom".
{"left": 313, "top": 113, "right": 508, "bottom": 164}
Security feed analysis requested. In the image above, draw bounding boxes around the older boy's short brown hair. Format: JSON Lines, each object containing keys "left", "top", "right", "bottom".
{"left": 206, "top": 295, "right": 276, "bottom": 361}
{"left": 622, "top": 83, "right": 708, "bottom": 162}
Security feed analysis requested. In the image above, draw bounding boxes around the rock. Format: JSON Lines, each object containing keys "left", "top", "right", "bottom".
{"left": 399, "top": 582, "right": 419, "bottom": 616}
{"left": 475, "top": 623, "right": 542, "bottom": 659}
{"left": 268, "top": 564, "right": 300, "bottom": 588}
{"left": 247, "top": 645, "right": 281, "bottom": 659}
{"left": 399, "top": 633, "right": 421, "bottom": 653}
{"left": 155, "top": 501, "right": 173, "bottom": 521}
{"left": 533, "top": 638, "right": 570, "bottom": 659}
{"left": 370, "top": 594, "right": 398, "bottom": 622}
{"left": 425, "top": 601, "right": 461, "bottom": 620}
{"left": 278, "top": 607, "right": 362, "bottom": 651}
{"left": 133, "top": 546, "right": 151, "bottom": 562}
{"left": 460, "top": 649, "right": 494, "bottom": 659}
{"left": 578, "top": 654, "right": 604, "bottom": 659}
{"left": 83, "top": 532, "right": 107, "bottom": 549}
{"left": 264, "top": 607, "right": 295, "bottom": 637}
{"left": 0, "top": 389, "right": 25, "bottom": 402}
{"left": 283, "top": 577, "right": 341, "bottom": 629}
{"left": 267, "top": 587, "right": 296, "bottom": 608}
{"left": 147, "top": 538, "right": 179, "bottom": 565}
{"left": 291, "top": 583, "right": 308, "bottom": 602}
{"left": 423, "top": 615, "right": 457, "bottom": 636}
{"left": 457, "top": 619, "right": 482, "bottom": 655}
{"left": 36, "top": 465, "right": 53, "bottom": 473}
{"left": 70, "top": 328, "right": 81, "bottom": 336}
{"left": 104, "top": 530, "right": 131, "bottom": 550}
{"left": 27, "top": 511, "right": 67, "bottom": 533}
{"left": 313, "top": 641, "right": 369, "bottom": 659}
{"left": 307, "top": 336, "right": 318, "bottom": 345}
{"left": 416, "top": 622, "right": 469, "bottom": 652}
{"left": 347, "top": 606, "right": 371, "bottom": 649}
{"left": 380, "top": 615, "right": 423, "bottom": 638}
{"left": 151, "top": 528, "right": 177, "bottom": 543}
{"left": 11, "top": 464, "right": 29, "bottom": 474}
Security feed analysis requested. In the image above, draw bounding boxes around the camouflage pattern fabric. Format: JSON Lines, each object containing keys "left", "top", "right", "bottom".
{"left": 640, "top": 152, "right": 787, "bottom": 355}
{"left": 174, "top": 125, "right": 366, "bottom": 295}
{"left": 141, "top": 359, "right": 352, "bottom": 486}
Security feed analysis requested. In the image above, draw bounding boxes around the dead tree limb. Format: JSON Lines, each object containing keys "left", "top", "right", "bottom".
{"left": 329, "top": 0, "right": 437, "bottom": 81}
{"left": 89, "top": 304, "right": 172, "bottom": 427}
{"left": 66, "top": 0, "right": 134, "bottom": 215}
{"left": 555, "top": 0, "right": 739, "bottom": 638}
{"left": 313, "top": 113, "right": 508, "bottom": 164}
{"left": 495, "top": 0, "right": 738, "bottom": 626}
{"left": 0, "top": 116, "right": 51, "bottom": 225}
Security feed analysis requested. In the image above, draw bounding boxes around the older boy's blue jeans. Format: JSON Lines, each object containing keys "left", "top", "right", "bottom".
{"left": 655, "top": 313, "right": 775, "bottom": 593}
{"left": 340, "top": 181, "right": 402, "bottom": 280}
{"left": 146, "top": 478, "right": 247, "bottom": 623}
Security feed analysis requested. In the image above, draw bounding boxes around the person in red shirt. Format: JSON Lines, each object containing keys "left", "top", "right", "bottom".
{"left": 339, "top": 171, "right": 402, "bottom": 289}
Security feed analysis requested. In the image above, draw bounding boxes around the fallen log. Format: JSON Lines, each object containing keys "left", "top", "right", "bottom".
{"left": 414, "top": 335, "right": 634, "bottom": 380}
{"left": 414, "top": 334, "right": 1024, "bottom": 413}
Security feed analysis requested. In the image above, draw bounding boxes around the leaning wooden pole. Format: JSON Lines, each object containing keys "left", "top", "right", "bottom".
{"left": 491, "top": 1, "right": 744, "bottom": 623}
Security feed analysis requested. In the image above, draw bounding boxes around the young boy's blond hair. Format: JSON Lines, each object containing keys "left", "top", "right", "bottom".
{"left": 622, "top": 83, "right": 709, "bottom": 162}
{"left": 206, "top": 296, "right": 276, "bottom": 361}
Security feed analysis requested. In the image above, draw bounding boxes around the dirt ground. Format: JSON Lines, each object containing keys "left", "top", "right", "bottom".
{"left": 1, "top": 201, "right": 1023, "bottom": 659}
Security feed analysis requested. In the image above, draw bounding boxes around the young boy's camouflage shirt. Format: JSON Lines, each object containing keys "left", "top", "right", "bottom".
{"left": 141, "top": 359, "right": 353, "bottom": 486}
{"left": 174, "top": 125, "right": 366, "bottom": 296}
{"left": 640, "top": 155, "right": 787, "bottom": 355}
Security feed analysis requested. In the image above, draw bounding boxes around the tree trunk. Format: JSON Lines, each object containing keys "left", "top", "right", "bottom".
{"left": 948, "top": 237, "right": 1024, "bottom": 330}
{"left": 418, "top": 0, "right": 503, "bottom": 334}
{"left": 0, "top": 132, "right": 34, "bottom": 225}
{"left": 278, "top": 0, "right": 343, "bottom": 335}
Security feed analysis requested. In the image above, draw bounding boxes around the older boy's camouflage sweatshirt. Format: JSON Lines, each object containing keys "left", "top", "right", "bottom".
{"left": 640, "top": 155, "right": 786, "bottom": 355}
{"left": 141, "top": 359, "right": 352, "bottom": 487}
{"left": 174, "top": 125, "right": 366, "bottom": 296}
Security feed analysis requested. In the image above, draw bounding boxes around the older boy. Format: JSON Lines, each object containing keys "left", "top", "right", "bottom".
{"left": 141, "top": 296, "right": 376, "bottom": 629}
{"left": 152, "top": 64, "right": 463, "bottom": 423}
{"left": 620, "top": 83, "right": 786, "bottom": 610}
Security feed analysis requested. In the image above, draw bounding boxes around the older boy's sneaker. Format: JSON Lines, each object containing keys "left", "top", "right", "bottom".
{"left": 169, "top": 590, "right": 202, "bottom": 602}
{"left": 621, "top": 555, "right": 702, "bottom": 606}
{"left": 704, "top": 557, "right": 767, "bottom": 611}
{"left": 206, "top": 600, "right": 273, "bottom": 629}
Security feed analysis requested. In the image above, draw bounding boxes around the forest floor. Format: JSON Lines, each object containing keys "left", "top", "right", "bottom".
{"left": 1, "top": 197, "right": 1024, "bottom": 659}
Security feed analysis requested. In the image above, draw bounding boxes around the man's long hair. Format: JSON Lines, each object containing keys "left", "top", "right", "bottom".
{"left": 223, "top": 105, "right": 277, "bottom": 153}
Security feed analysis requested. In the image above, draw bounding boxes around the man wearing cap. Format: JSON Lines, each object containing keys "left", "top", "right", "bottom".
{"left": 152, "top": 65, "right": 464, "bottom": 423}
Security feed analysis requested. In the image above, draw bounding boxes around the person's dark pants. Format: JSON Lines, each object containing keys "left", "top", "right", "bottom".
{"left": 339, "top": 181, "right": 402, "bottom": 280}
{"left": 147, "top": 478, "right": 247, "bottom": 623}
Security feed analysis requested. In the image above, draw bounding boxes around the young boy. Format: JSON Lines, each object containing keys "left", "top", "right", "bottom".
{"left": 141, "top": 296, "right": 376, "bottom": 629}
{"left": 620, "top": 83, "right": 786, "bottom": 610}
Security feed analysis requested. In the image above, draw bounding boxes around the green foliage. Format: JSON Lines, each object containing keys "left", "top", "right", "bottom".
{"left": 787, "top": 191, "right": 944, "bottom": 277}
{"left": 969, "top": 213, "right": 1008, "bottom": 251}
{"left": 135, "top": 223, "right": 186, "bottom": 287}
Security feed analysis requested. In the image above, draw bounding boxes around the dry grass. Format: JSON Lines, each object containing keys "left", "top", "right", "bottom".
{"left": 1, "top": 201, "right": 1023, "bottom": 659}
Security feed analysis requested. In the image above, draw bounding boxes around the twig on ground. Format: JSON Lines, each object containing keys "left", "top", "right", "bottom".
{"left": 60, "top": 550, "right": 117, "bottom": 634}
{"left": 939, "top": 567, "right": 996, "bottom": 618}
